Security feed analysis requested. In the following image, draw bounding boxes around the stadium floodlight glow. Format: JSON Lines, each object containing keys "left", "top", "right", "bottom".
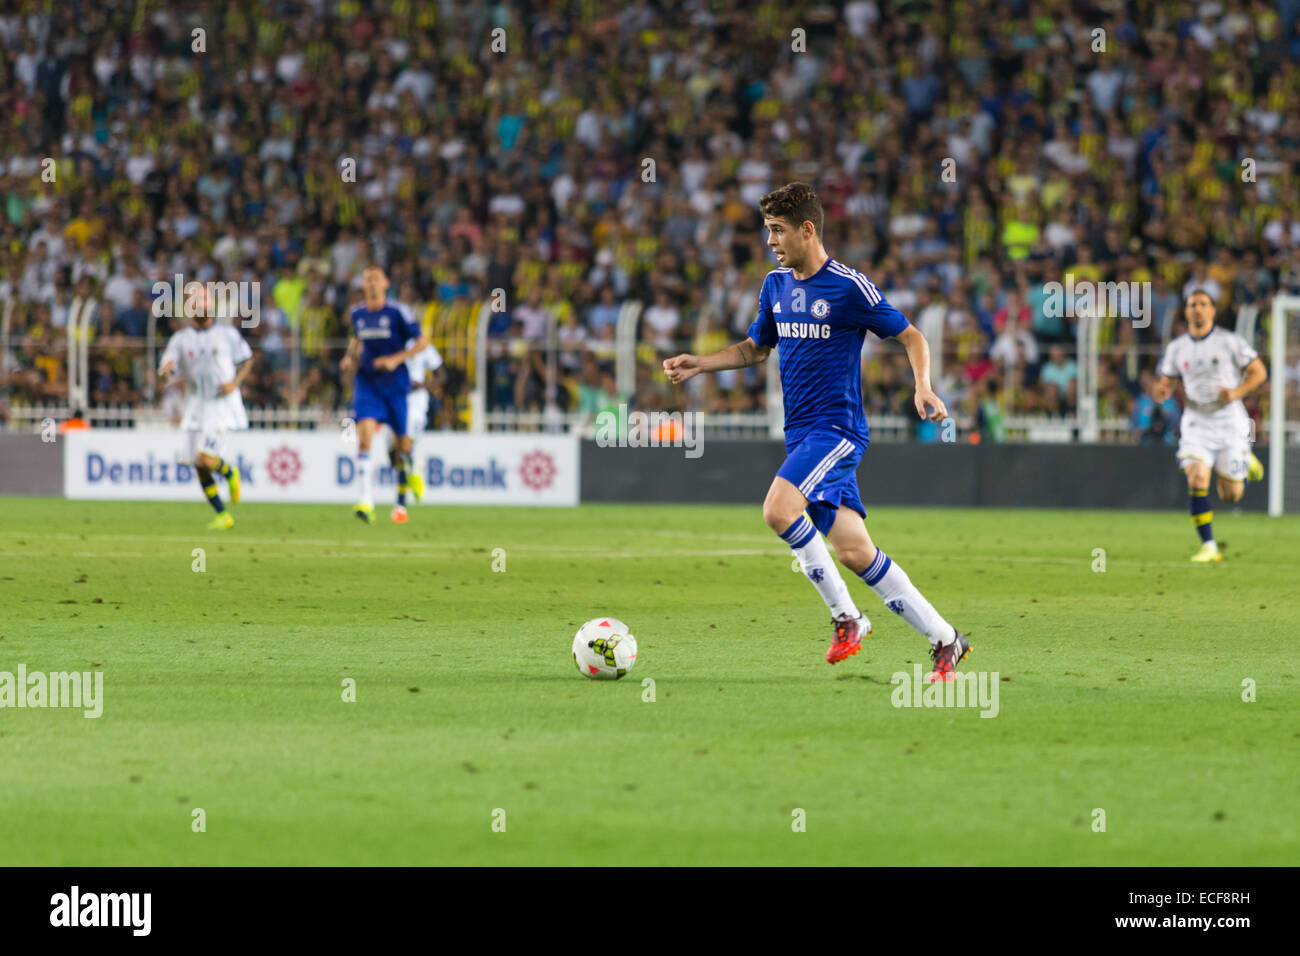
{"left": 1268, "top": 294, "right": 1300, "bottom": 517}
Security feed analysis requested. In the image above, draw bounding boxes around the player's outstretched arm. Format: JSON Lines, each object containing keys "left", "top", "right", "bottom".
{"left": 340, "top": 337, "right": 361, "bottom": 373}
{"left": 894, "top": 324, "right": 947, "bottom": 421}
{"left": 1151, "top": 374, "right": 1176, "bottom": 403}
{"left": 158, "top": 330, "right": 181, "bottom": 384}
{"left": 1219, "top": 357, "right": 1267, "bottom": 406}
{"left": 219, "top": 358, "right": 252, "bottom": 396}
{"left": 663, "top": 337, "right": 770, "bottom": 385}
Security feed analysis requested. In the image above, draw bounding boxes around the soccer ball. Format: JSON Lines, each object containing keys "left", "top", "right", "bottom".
{"left": 572, "top": 618, "right": 638, "bottom": 680}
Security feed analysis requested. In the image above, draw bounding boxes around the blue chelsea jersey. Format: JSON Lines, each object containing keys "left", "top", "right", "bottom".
{"left": 746, "top": 258, "right": 909, "bottom": 446}
{"left": 351, "top": 301, "right": 422, "bottom": 389}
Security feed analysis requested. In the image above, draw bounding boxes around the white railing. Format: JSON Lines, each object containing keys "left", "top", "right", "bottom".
{"left": 1268, "top": 294, "right": 1300, "bottom": 516}
{"left": 614, "top": 300, "right": 644, "bottom": 399}
{"left": 1235, "top": 305, "right": 1260, "bottom": 350}
{"left": 3, "top": 403, "right": 348, "bottom": 431}
{"left": 1075, "top": 309, "right": 1101, "bottom": 442}
{"left": 9, "top": 296, "right": 1294, "bottom": 450}
{"left": 0, "top": 297, "right": 14, "bottom": 387}
{"left": 10, "top": 401, "right": 1300, "bottom": 445}
{"left": 471, "top": 301, "right": 490, "bottom": 433}
{"left": 66, "top": 295, "right": 93, "bottom": 412}
{"left": 481, "top": 409, "right": 783, "bottom": 441}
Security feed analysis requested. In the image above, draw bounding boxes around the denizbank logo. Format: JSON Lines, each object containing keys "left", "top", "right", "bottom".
{"left": 84, "top": 452, "right": 256, "bottom": 486}
{"left": 336, "top": 456, "right": 510, "bottom": 488}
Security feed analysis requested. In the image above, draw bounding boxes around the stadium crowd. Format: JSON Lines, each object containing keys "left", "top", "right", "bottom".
{"left": 1, "top": 0, "right": 1299, "bottom": 438}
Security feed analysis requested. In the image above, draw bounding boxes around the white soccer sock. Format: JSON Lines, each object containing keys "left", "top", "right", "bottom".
{"left": 779, "top": 516, "right": 860, "bottom": 620}
{"left": 858, "top": 550, "right": 955, "bottom": 647}
{"left": 357, "top": 451, "right": 373, "bottom": 507}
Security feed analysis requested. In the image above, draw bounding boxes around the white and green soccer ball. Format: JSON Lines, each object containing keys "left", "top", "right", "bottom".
{"left": 572, "top": 618, "right": 638, "bottom": 680}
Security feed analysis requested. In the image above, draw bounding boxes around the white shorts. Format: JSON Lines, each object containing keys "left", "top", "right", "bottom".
{"left": 406, "top": 391, "right": 429, "bottom": 436}
{"left": 1177, "top": 414, "right": 1251, "bottom": 480}
{"left": 184, "top": 429, "right": 226, "bottom": 463}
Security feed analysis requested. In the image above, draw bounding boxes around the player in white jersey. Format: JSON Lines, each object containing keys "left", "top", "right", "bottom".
{"left": 404, "top": 340, "right": 443, "bottom": 434}
{"left": 158, "top": 292, "right": 251, "bottom": 529}
{"left": 386, "top": 340, "right": 443, "bottom": 521}
{"left": 1152, "top": 289, "right": 1267, "bottom": 562}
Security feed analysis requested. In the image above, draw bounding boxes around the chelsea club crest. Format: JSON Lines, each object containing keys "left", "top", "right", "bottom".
{"left": 811, "top": 298, "right": 830, "bottom": 318}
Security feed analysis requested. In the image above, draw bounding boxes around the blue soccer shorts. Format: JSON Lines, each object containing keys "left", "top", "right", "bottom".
{"left": 776, "top": 429, "right": 867, "bottom": 535}
{"left": 353, "top": 377, "right": 408, "bottom": 435}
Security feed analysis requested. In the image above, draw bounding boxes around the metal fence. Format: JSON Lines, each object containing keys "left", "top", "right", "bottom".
{"left": 1, "top": 293, "right": 1292, "bottom": 448}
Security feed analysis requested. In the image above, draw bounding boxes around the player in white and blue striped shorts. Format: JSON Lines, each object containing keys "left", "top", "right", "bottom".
{"left": 664, "top": 183, "right": 970, "bottom": 682}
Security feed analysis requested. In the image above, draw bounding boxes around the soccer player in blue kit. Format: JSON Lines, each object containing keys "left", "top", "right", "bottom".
{"left": 664, "top": 183, "right": 970, "bottom": 682}
{"left": 340, "top": 266, "right": 430, "bottom": 523}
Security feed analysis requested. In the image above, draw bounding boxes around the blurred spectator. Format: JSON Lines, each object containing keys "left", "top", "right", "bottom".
{"left": 1131, "top": 370, "right": 1181, "bottom": 445}
{"left": 587, "top": 286, "right": 621, "bottom": 341}
{"left": 1040, "top": 345, "right": 1078, "bottom": 414}
{"left": 642, "top": 290, "right": 682, "bottom": 351}
{"left": 989, "top": 310, "right": 1039, "bottom": 372}
{"left": 514, "top": 288, "right": 552, "bottom": 343}
{"left": 113, "top": 290, "right": 151, "bottom": 339}
{"left": 976, "top": 380, "right": 1006, "bottom": 443}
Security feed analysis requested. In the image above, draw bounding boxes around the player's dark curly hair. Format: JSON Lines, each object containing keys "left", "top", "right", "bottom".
{"left": 759, "top": 182, "right": 824, "bottom": 237}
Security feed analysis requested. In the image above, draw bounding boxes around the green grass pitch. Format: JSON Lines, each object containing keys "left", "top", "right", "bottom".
{"left": 1, "top": 496, "right": 1296, "bottom": 865}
